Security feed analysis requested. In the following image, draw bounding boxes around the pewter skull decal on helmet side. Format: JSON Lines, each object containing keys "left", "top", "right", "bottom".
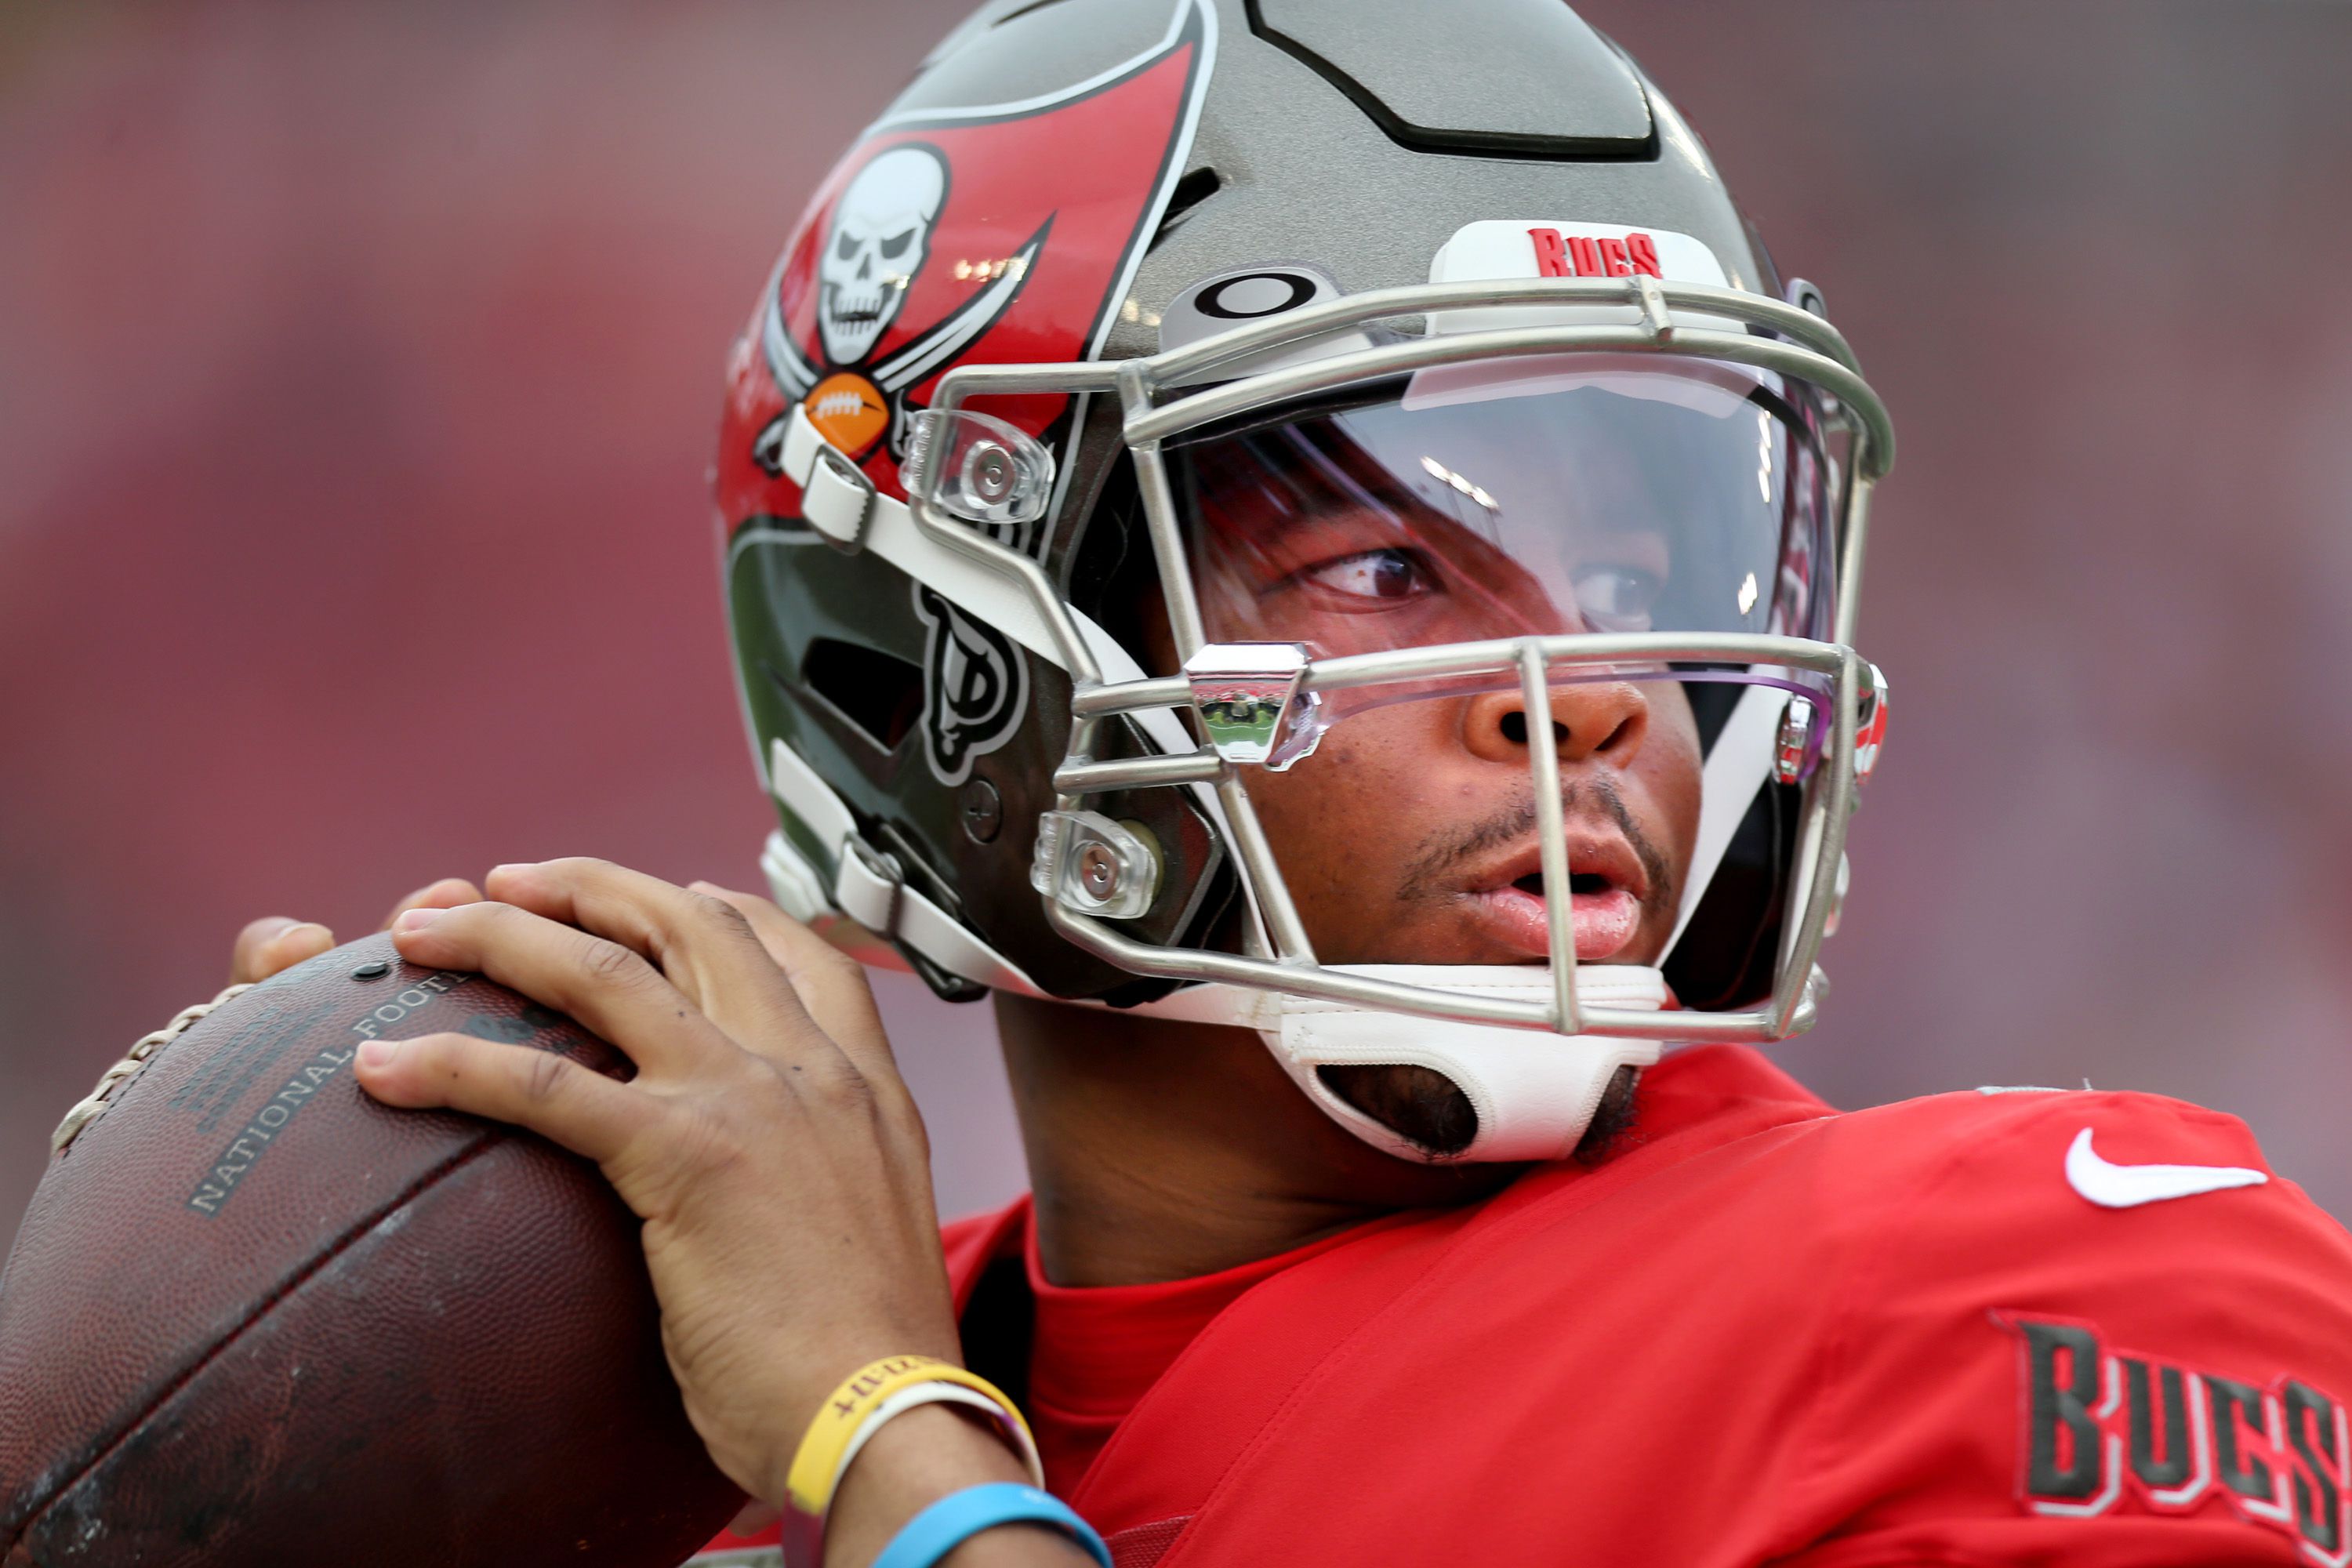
{"left": 818, "top": 144, "right": 949, "bottom": 367}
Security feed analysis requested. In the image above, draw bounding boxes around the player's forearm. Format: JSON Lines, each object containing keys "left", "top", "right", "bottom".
{"left": 817, "top": 1404, "right": 1098, "bottom": 1568}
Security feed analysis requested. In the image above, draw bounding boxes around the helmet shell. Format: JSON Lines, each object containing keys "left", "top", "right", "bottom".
{"left": 718, "top": 0, "right": 1784, "bottom": 1003}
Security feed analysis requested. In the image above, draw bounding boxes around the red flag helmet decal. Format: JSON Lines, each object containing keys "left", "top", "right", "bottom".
{"left": 720, "top": 0, "right": 1214, "bottom": 524}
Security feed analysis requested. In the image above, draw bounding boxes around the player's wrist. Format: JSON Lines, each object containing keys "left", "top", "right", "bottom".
{"left": 820, "top": 1406, "right": 1075, "bottom": 1568}
{"left": 776, "top": 1351, "right": 1040, "bottom": 1513}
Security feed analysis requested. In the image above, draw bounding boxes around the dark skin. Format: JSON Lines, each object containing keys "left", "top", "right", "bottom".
{"left": 997, "top": 990, "right": 1507, "bottom": 1288}
{"left": 226, "top": 443, "right": 1705, "bottom": 1559}
{"left": 1179, "top": 417, "right": 1698, "bottom": 972}
{"left": 997, "top": 692, "right": 1699, "bottom": 1288}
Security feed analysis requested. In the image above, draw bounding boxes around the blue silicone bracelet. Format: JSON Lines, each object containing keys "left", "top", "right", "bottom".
{"left": 869, "top": 1482, "right": 1112, "bottom": 1568}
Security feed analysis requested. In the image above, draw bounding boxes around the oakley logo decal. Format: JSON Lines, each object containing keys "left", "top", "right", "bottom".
{"left": 1157, "top": 262, "right": 1345, "bottom": 355}
{"left": 1191, "top": 270, "right": 1320, "bottom": 320}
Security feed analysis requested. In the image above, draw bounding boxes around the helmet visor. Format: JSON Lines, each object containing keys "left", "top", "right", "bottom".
{"left": 1168, "top": 354, "right": 1834, "bottom": 678}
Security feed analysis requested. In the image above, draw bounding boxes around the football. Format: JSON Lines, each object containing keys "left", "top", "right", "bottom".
{"left": 0, "top": 933, "right": 741, "bottom": 1566}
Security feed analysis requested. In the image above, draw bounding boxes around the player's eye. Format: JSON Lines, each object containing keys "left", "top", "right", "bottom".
{"left": 1299, "top": 548, "right": 1432, "bottom": 604}
{"left": 1570, "top": 564, "right": 1662, "bottom": 633}
{"left": 880, "top": 229, "right": 917, "bottom": 260}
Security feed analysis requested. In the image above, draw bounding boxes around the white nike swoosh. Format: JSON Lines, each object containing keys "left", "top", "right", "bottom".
{"left": 2065, "top": 1127, "right": 2269, "bottom": 1209}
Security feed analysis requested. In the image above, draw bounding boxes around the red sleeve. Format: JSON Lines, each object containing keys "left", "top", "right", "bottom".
{"left": 1773, "top": 1089, "right": 2352, "bottom": 1567}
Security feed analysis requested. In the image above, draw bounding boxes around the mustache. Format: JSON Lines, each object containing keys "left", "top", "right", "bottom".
{"left": 1395, "top": 775, "right": 1676, "bottom": 919}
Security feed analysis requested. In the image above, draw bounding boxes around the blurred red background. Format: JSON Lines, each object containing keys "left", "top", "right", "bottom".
{"left": 5, "top": 0, "right": 2350, "bottom": 1246}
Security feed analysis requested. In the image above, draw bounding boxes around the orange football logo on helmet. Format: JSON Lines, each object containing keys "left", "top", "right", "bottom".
{"left": 804, "top": 372, "right": 890, "bottom": 458}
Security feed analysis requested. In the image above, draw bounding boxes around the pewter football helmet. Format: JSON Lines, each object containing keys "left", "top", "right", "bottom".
{"left": 717, "top": 0, "right": 1893, "bottom": 1162}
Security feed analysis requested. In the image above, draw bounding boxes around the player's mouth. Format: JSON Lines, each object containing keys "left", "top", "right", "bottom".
{"left": 1466, "top": 835, "right": 1650, "bottom": 963}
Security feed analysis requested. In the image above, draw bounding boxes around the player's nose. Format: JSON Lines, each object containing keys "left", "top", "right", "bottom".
{"left": 1461, "top": 680, "right": 1649, "bottom": 768}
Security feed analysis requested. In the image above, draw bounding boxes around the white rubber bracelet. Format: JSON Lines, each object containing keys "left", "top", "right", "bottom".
{"left": 829, "top": 1381, "right": 1046, "bottom": 1506}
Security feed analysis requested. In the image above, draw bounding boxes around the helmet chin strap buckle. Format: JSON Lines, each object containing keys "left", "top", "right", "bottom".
{"left": 804, "top": 442, "right": 879, "bottom": 554}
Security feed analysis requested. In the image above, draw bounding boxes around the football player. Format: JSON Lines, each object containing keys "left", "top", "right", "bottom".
{"left": 232, "top": 2, "right": 2352, "bottom": 1563}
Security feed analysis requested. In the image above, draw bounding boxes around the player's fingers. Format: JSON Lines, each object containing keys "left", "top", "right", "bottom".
{"left": 353, "top": 1030, "right": 655, "bottom": 1169}
{"left": 688, "top": 882, "right": 896, "bottom": 1079}
{"left": 485, "top": 859, "right": 838, "bottom": 1071}
{"left": 229, "top": 917, "right": 334, "bottom": 985}
{"left": 386, "top": 900, "right": 733, "bottom": 1078}
{"left": 378, "top": 877, "right": 485, "bottom": 931}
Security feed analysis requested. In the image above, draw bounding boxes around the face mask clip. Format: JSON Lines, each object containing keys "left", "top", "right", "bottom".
{"left": 1773, "top": 695, "right": 1817, "bottom": 786}
{"left": 1181, "top": 642, "right": 1326, "bottom": 770}
{"left": 1032, "top": 810, "right": 1160, "bottom": 920}
{"left": 904, "top": 408, "right": 1057, "bottom": 533}
{"left": 1854, "top": 664, "right": 1890, "bottom": 789}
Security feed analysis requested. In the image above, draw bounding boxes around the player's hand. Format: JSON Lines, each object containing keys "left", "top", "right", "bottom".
{"left": 226, "top": 877, "right": 485, "bottom": 985}
{"left": 347, "top": 858, "right": 966, "bottom": 1518}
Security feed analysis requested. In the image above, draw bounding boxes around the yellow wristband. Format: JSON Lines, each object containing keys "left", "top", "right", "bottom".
{"left": 786, "top": 1356, "right": 1038, "bottom": 1519}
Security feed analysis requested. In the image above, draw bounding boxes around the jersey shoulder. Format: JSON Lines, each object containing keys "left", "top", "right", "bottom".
{"left": 1768, "top": 1084, "right": 2352, "bottom": 1563}
{"left": 1819, "top": 1078, "right": 2274, "bottom": 1176}
{"left": 1809, "top": 1081, "right": 2344, "bottom": 1262}
{"left": 1789, "top": 1081, "right": 2352, "bottom": 1345}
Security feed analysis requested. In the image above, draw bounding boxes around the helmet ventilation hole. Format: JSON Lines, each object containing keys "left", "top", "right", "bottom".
{"left": 799, "top": 638, "right": 925, "bottom": 754}
{"left": 1149, "top": 166, "right": 1223, "bottom": 252}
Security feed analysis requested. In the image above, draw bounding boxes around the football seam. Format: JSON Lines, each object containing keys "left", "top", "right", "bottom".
{"left": 2, "top": 1126, "right": 511, "bottom": 1553}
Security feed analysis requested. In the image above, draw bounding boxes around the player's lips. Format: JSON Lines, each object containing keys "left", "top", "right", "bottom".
{"left": 1466, "top": 836, "right": 1649, "bottom": 962}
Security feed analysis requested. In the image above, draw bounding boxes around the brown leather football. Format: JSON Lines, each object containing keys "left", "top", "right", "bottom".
{"left": 0, "top": 932, "right": 742, "bottom": 1566}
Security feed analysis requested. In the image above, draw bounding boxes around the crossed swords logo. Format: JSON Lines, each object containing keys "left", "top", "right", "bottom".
{"left": 751, "top": 220, "right": 1051, "bottom": 479}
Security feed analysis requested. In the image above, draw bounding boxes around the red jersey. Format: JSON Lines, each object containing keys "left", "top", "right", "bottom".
{"left": 693, "top": 1045, "right": 2352, "bottom": 1566}
{"left": 1018, "top": 1211, "right": 1365, "bottom": 1497}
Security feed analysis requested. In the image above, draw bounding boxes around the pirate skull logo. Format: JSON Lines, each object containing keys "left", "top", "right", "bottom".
{"left": 818, "top": 144, "right": 948, "bottom": 367}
